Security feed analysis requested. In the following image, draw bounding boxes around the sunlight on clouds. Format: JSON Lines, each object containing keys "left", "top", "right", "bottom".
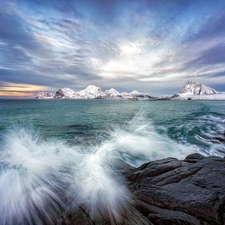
{"left": 120, "top": 42, "right": 142, "bottom": 55}
{"left": 98, "top": 41, "right": 142, "bottom": 78}
{"left": 98, "top": 41, "right": 169, "bottom": 79}
{"left": 0, "top": 83, "right": 47, "bottom": 97}
{"left": 1, "top": 83, "right": 47, "bottom": 92}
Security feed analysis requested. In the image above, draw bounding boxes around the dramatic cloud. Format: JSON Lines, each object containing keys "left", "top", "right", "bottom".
{"left": 0, "top": 0, "right": 225, "bottom": 97}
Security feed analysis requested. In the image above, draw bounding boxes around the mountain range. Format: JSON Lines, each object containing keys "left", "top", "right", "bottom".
{"left": 36, "top": 85, "right": 150, "bottom": 100}
{"left": 36, "top": 81, "right": 225, "bottom": 100}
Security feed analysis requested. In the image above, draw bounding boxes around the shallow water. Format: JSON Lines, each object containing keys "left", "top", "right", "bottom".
{"left": 0, "top": 99, "right": 224, "bottom": 224}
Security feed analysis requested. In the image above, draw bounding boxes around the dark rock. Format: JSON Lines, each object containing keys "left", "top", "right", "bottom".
{"left": 184, "top": 153, "right": 205, "bottom": 162}
{"left": 135, "top": 200, "right": 204, "bottom": 225}
{"left": 61, "top": 154, "right": 225, "bottom": 224}
{"left": 127, "top": 154, "right": 225, "bottom": 225}
{"left": 54, "top": 89, "right": 65, "bottom": 99}
{"left": 171, "top": 94, "right": 179, "bottom": 98}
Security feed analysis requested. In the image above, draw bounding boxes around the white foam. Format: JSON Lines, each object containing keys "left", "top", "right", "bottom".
{"left": 99, "top": 112, "right": 196, "bottom": 167}
{"left": 0, "top": 114, "right": 198, "bottom": 224}
{"left": 0, "top": 127, "right": 73, "bottom": 225}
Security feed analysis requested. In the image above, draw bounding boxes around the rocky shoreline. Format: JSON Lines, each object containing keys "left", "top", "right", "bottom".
{"left": 60, "top": 153, "right": 225, "bottom": 225}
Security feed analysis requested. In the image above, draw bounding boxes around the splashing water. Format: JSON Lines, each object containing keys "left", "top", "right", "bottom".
{"left": 0, "top": 114, "right": 197, "bottom": 224}
{"left": 99, "top": 112, "right": 197, "bottom": 166}
{"left": 0, "top": 127, "right": 73, "bottom": 225}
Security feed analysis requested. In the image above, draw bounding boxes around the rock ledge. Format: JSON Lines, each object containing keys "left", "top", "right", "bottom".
{"left": 63, "top": 154, "right": 225, "bottom": 225}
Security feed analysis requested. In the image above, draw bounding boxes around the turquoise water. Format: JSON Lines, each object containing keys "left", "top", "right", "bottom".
{"left": 0, "top": 99, "right": 224, "bottom": 225}
{"left": 0, "top": 99, "right": 224, "bottom": 157}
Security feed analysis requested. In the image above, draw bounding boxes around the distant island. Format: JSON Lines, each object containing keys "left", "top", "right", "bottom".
{"left": 36, "top": 81, "right": 225, "bottom": 100}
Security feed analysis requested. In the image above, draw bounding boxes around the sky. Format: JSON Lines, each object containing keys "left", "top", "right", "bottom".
{"left": 0, "top": 0, "right": 225, "bottom": 98}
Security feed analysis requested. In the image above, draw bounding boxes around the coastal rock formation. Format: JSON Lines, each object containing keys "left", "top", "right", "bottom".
{"left": 62, "top": 154, "right": 225, "bottom": 225}
{"left": 179, "top": 81, "right": 217, "bottom": 95}
{"left": 127, "top": 153, "right": 225, "bottom": 225}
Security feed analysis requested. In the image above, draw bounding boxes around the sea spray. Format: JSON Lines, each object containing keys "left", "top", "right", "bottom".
{"left": 0, "top": 127, "right": 132, "bottom": 224}
{"left": 67, "top": 150, "right": 131, "bottom": 224}
{"left": 98, "top": 112, "right": 197, "bottom": 167}
{"left": 0, "top": 113, "right": 197, "bottom": 224}
{"left": 0, "top": 127, "right": 74, "bottom": 225}
{"left": 66, "top": 112, "right": 196, "bottom": 222}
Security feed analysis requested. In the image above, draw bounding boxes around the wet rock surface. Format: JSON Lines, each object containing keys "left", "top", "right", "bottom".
{"left": 63, "top": 154, "right": 225, "bottom": 225}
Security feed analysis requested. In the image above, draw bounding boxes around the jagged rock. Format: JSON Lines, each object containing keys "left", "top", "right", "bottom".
{"left": 61, "top": 154, "right": 225, "bottom": 224}
{"left": 127, "top": 154, "right": 225, "bottom": 225}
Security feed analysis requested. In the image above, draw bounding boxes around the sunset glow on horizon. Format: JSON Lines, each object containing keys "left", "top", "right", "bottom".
{"left": 0, "top": 83, "right": 47, "bottom": 98}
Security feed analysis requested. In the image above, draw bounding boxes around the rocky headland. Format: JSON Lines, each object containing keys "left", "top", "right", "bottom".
{"left": 60, "top": 153, "right": 225, "bottom": 225}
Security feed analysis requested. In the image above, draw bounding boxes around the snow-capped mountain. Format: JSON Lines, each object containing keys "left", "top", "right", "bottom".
{"left": 78, "top": 85, "right": 106, "bottom": 99}
{"left": 171, "top": 81, "right": 225, "bottom": 100}
{"left": 130, "top": 90, "right": 141, "bottom": 95}
{"left": 54, "top": 88, "right": 81, "bottom": 99}
{"left": 36, "top": 92, "right": 54, "bottom": 99}
{"left": 105, "top": 88, "right": 120, "bottom": 97}
{"left": 35, "top": 85, "right": 149, "bottom": 100}
{"left": 179, "top": 81, "right": 218, "bottom": 96}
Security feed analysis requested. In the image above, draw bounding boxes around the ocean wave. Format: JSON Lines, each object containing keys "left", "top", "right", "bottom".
{"left": 167, "top": 114, "right": 225, "bottom": 156}
{"left": 0, "top": 114, "right": 197, "bottom": 224}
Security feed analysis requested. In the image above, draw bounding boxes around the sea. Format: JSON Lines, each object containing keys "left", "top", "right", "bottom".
{"left": 0, "top": 99, "right": 224, "bottom": 224}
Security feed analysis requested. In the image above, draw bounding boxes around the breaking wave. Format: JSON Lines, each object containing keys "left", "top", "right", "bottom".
{"left": 0, "top": 113, "right": 197, "bottom": 225}
{"left": 168, "top": 114, "right": 225, "bottom": 156}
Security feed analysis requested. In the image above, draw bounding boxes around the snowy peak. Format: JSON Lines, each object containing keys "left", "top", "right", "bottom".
{"left": 130, "top": 90, "right": 141, "bottom": 95}
{"left": 105, "top": 88, "right": 120, "bottom": 96}
{"left": 36, "top": 92, "right": 54, "bottom": 99}
{"left": 179, "top": 81, "right": 218, "bottom": 96}
{"left": 36, "top": 85, "right": 148, "bottom": 100}
{"left": 54, "top": 88, "right": 81, "bottom": 99}
{"left": 78, "top": 85, "right": 106, "bottom": 98}
{"left": 83, "top": 85, "right": 102, "bottom": 92}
